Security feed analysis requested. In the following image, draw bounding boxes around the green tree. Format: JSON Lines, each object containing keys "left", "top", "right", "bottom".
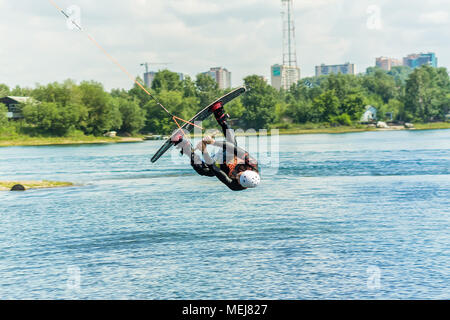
{"left": 438, "top": 93, "right": 450, "bottom": 120}
{"left": 10, "top": 85, "right": 33, "bottom": 97}
{"left": 285, "top": 100, "right": 315, "bottom": 123}
{"left": 241, "top": 75, "right": 277, "bottom": 129}
{"left": 322, "top": 73, "right": 361, "bottom": 101}
{"left": 0, "top": 103, "right": 8, "bottom": 127}
{"left": 31, "top": 80, "right": 81, "bottom": 106}
{"left": 110, "top": 88, "right": 130, "bottom": 100}
{"left": 0, "top": 84, "right": 9, "bottom": 98}
{"left": 362, "top": 69, "right": 397, "bottom": 103}
{"left": 22, "top": 102, "right": 88, "bottom": 136}
{"left": 143, "top": 90, "right": 183, "bottom": 134}
{"left": 195, "top": 73, "right": 218, "bottom": 92}
{"left": 288, "top": 81, "right": 313, "bottom": 102}
{"left": 151, "top": 70, "right": 183, "bottom": 92}
{"left": 405, "top": 66, "right": 450, "bottom": 121}
{"left": 114, "top": 97, "right": 146, "bottom": 134}
{"left": 313, "top": 90, "right": 340, "bottom": 122}
{"left": 226, "top": 98, "right": 245, "bottom": 119}
{"left": 181, "top": 76, "right": 197, "bottom": 98}
{"left": 128, "top": 77, "right": 152, "bottom": 107}
{"left": 384, "top": 98, "right": 405, "bottom": 121}
{"left": 195, "top": 73, "right": 220, "bottom": 108}
{"left": 79, "top": 81, "right": 122, "bottom": 135}
{"left": 388, "top": 66, "right": 413, "bottom": 85}
{"left": 23, "top": 102, "right": 58, "bottom": 133}
{"left": 340, "top": 93, "right": 367, "bottom": 120}
{"left": 329, "top": 113, "right": 352, "bottom": 126}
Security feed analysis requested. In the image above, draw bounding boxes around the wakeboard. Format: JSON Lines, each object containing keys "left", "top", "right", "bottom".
{"left": 151, "top": 86, "right": 246, "bottom": 163}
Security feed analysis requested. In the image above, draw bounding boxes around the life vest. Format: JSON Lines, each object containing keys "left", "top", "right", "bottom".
{"left": 226, "top": 153, "right": 258, "bottom": 179}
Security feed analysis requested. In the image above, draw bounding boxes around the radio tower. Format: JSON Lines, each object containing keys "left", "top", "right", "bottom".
{"left": 282, "top": 0, "right": 298, "bottom": 67}
{"left": 271, "top": 0, "right": 300, "bottom": 90}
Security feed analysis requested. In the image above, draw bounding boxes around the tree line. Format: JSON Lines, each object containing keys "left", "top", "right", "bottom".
{"left": 1, "top": 65, "right": 449, "bottom": 137}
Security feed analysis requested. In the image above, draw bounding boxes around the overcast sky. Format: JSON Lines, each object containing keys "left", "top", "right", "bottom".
{"left": 1, "top": 0, "right": 449, "bottom": 91}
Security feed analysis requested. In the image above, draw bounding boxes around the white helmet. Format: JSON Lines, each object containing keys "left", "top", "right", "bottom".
{"left": 239, "top": 170, "right": 260, "bottom": 188}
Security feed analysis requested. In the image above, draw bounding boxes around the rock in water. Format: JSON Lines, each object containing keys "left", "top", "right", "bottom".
{"left": 376, "top": 121, "right": 389, "bottom": 128}
{"left": 10, "top": 184, "right": 26, "bottom": 191}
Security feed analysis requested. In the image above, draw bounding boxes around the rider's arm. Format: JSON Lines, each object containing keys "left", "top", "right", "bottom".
{"left": 209, "top": 164, "right": 245, "bottom": 191}
{"left": 190, "top": 150, "right": 215, "bottom": 177}
{"left": 202, "top": 149, "right": 245, "bottom": 191}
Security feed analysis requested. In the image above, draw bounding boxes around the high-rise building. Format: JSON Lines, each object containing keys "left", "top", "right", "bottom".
{"left": 203, "top": 67, "right": 231, "bottom": 89}
{"left": 143, "top": 71, "right": 184, "bottom": 88}
{"left": 403, "top": 52, "right": 437, "bottom": 69}
{"left": 271, "top": 0, "right": 301, "bottom": 90}
{"left": 375, "top": 57, "right": 402, "bottom": 71}
{"left": 143, "top": 71, "right": 157, "bottom": 88}
{"left": 271, "top": 64, "right": 301, "bottom": 91}
{"left": 315, "top": 63, "right": 355, "bottom": 76}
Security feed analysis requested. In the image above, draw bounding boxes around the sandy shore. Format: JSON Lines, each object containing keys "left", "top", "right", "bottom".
{"left": 0, "top": 181, "right": 74, "bottom": 191}
{"left": 0, "top": 136, "right": 144, "bottom": 147}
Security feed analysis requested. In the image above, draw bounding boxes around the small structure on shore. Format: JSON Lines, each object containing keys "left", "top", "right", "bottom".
{"left": 360, "top": 105, "right": 377, "bottom": 123}
{"left": 104, "top": 131, "right": 117, "bottom": 137}
{"left": 0, "top": 96, "right": 33, "bottom": 119}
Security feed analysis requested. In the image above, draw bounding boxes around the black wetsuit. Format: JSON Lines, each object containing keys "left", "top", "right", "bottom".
{"left": 181, "top": 114, "right": 259, "bottom": 191}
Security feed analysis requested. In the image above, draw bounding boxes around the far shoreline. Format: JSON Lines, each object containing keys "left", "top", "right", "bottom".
{"left": 0, "top": 123, "right": 449, "bottom": 147}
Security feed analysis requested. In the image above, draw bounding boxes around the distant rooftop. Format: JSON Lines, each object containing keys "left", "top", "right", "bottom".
{"left": 5, "top": 96, "right": 32, "bottom": 103}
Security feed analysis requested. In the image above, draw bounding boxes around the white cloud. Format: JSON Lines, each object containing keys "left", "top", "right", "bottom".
{"left": 168, "top": 0, "right": 222, "bottom": 15}
{"left": 1, "top": 0, "right": 449, "bottom": 91}
{"left": 419, "top": 11, "right": 449, "bottom": 25}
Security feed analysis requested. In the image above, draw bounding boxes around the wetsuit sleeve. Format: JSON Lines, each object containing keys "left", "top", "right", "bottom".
{"left": 202, "top": 148, "right": 244, "bottom": 191}
{"left": 209, "top": 164, "right": 245, "bottom": 191}
{"left": 192, "top": 162, "right": 215, "bottom": 177}
{"left": 190, "top": 150, "right": 215, "bottom": 177}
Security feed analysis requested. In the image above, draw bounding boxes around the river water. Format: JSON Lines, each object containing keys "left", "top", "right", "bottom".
{"left": 0, "top": 130, "right": 449, "bottom": 299}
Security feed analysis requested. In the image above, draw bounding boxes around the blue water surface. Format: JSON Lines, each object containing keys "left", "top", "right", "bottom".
{"left": 0, "top": 129, "right": 449, "bottom": 299}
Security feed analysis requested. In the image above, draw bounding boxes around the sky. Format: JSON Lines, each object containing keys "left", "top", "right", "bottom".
{"left": 1, "top": 0, "right": 449, "bottom": 91}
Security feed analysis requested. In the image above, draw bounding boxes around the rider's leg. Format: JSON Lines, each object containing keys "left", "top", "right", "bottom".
{"left": 210, "top": 102, "right": 236, "bottom": 146}
{"left": 210, "top": 102, "right": 238, "bottom": 164}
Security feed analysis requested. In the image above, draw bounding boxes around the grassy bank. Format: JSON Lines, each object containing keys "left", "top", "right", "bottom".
{"left": 0, "top": 180, "right": 74, "bottom": 191}
{"left": 275, "top": 126, "right": 375, "bottom": 135}
{"left": 274, "top": 122, "right": 450, "bottom": 135}
{"left": 0, "top": 134, "right": 143, "bottom": 147}
{"left": 1, "top": 123, "right": 448, "bottom": 146}
{"left": 412, "top": 122, "right": 450, "bottom": 130}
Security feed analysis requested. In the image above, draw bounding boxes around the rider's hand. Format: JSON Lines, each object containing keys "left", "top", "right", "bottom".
{"left": 195, "top": 136, "right": 215, "bottom": 152}
{"left": 202, "top": 136, "right": 215, "bottom": 144}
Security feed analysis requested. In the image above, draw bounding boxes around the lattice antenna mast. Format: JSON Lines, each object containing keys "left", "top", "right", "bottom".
{"left": 281, "top": 0, "right": 298, "bottom": 67}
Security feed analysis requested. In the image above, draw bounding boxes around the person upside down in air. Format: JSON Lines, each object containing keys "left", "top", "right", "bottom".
{"left": 171, "top": 102, "right": 260, "bottom": 191}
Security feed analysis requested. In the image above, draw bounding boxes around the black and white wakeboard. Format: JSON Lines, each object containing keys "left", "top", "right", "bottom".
{"left": 150, "top": 86, "right": 246, "bottom": 163}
